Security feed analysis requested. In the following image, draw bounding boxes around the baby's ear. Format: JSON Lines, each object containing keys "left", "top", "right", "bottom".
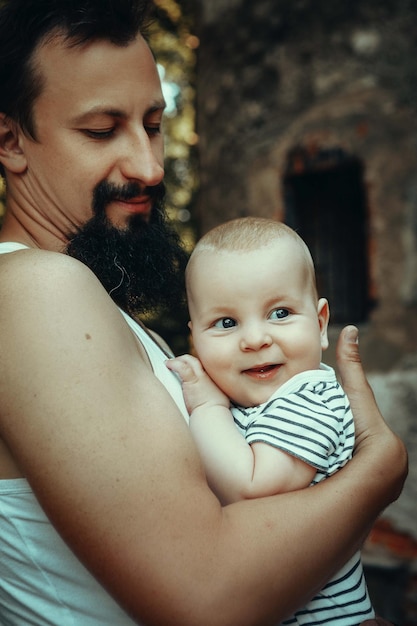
{"left": 0, "top": 114, "right": 28, "bottom": 174}
{"left": 317, "top": 298, "right": 330, "bottom": 350}
{"left": 187, "top": 321, "right": 193, "bottom": 332}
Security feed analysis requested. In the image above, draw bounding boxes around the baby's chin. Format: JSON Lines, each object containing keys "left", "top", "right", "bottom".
{"left": 231, "top": 390, "right": 276, "bottom": 408}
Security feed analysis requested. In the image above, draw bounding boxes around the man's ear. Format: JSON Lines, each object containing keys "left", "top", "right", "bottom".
{"left": 0, "top": 113, "right": 27, "bottom": 174}
{"left": 317, "top": 298, "right": 330, "bottom": 351}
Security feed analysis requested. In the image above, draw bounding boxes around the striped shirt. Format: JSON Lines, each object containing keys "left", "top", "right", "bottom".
{"left": 231, "top": 364, "right": 374, "bottom": 625}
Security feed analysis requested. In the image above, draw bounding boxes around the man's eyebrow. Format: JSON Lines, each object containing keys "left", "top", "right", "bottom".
{"left": 71, "top": 100, "right": 166, "bottom": 125}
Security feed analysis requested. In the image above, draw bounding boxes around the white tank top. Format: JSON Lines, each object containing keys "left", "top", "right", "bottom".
{"left": 0, "top": 242, "right": 188, "bottom": 625}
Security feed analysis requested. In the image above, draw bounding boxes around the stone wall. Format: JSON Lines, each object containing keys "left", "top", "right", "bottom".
{"left": 194, "top": 0, "right": 417, "bottom": 369}
{"left": 368, "top": 366, "right": 417, "bottom": 541}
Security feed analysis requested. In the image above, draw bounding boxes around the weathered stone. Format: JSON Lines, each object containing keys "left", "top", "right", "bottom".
{"left": 194, "top": 0, "right": 417, "bottom": 369}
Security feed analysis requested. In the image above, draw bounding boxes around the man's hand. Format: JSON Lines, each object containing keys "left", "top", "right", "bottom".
{"left": 336, "top": 325, "right": 379, "bottom": 447}
{"left": 336, "top": 325, "right": 407, "bottom": 502}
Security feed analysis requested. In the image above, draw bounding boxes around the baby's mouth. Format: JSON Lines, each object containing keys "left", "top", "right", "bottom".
{"left": 243, "top": 364, "right": 281, "bottom": 379}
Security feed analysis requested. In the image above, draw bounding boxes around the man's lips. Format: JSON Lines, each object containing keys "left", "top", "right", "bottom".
{"left": 114, "top": 196, "right": 152, "bottom": 215}
{"left": 242, "top": 363, "right": 281, "bottom": 380}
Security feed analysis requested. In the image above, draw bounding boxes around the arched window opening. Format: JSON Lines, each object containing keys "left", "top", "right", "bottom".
{"left": 283, "top": 147, "right": 371, "bottom": 324}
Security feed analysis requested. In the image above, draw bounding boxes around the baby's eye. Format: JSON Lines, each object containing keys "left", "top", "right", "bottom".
{"left": 269, "top": 308, "right": 289, "bottom": 320}
{"left": 214, "top": 317, "right": 237, "bottom": 329}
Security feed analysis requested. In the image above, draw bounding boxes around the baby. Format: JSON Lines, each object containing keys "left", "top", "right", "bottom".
{"left": 167, "top": 216, "right": 374, "bottom": 625}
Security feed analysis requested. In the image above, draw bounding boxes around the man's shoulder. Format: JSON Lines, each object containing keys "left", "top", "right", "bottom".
{"left": 0, "top": 248, "right": 105, "bottom": 303}
{"left": 0, "top": 246, "right": 84, "bottom": 271}
{"left": 0, "top": 248, "right": 118, "bottom": 337}
{"left": 0, "top": 248, "right": 148, "bottom": 381}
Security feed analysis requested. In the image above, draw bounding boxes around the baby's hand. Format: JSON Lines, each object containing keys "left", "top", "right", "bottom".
{"left": 166, "top": 354, "right": 229, "bottom": 414}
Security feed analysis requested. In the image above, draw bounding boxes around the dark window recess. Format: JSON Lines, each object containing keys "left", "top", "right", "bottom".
{"left": 283, "top": 147, "right": 371, "bottom": 324}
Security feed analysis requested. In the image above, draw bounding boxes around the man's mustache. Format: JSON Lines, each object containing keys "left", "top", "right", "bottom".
{"left": 93, "top": 181, "right": 165, "bottom": 213}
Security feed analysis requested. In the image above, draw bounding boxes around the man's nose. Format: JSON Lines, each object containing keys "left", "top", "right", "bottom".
{"left": 119, "top": 131, "right": 164, "bottom": 187}
{"left": 239, "top": 323, "right": 273, "bottom": 352}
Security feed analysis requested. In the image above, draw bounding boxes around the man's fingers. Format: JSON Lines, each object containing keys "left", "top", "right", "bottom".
{"left": 335, "top": 325, "right": 382, "bottom": 446}
{"left": 335, "top": 325, "right": 365, "bottom": 390}
{"left": 335, "top": 325, "right": 375, "bottom": 407}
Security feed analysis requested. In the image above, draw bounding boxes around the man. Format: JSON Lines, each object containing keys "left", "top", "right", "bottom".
{"left": 0, "top": 0, "right": 407, "bottom": 624}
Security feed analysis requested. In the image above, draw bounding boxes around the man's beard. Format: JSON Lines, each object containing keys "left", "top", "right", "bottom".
{"left": 65, "top": 181, "right": 189, "bottom": 318}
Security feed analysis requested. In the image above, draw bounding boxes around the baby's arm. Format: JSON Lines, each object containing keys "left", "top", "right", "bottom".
{"left": 167, "top": 355, "right": 316, "bottom": 504}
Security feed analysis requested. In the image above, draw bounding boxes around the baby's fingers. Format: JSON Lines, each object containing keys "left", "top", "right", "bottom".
{"left": 166, "top": 354, "right": 204, "bottom": 383}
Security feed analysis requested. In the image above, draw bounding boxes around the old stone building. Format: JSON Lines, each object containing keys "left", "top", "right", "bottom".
{"left": 194, "top": 0, "right": 417, "bottom": 371}
{"left": 193, "top": 1, "right": 417, "bottom": 622}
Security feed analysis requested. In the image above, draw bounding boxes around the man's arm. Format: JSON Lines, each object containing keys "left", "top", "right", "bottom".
{"left": 0, "top": 252, "right": 407, "bottom": 626}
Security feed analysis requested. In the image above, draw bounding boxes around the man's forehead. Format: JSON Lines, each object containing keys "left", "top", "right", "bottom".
{"left": 34, "top": 30, "right": 156, "bottom": 80}
{"left": 33, "top": 33, "right": 164, "bottom": 114}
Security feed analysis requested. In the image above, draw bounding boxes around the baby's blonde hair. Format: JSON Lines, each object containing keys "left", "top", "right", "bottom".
{"left": 187, "top": 217, "right": 318, "bottom": 297}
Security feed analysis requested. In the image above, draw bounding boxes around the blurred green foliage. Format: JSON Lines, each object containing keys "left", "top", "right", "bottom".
{"left": 150, "top": 0, "right": 199, "bottom": 253}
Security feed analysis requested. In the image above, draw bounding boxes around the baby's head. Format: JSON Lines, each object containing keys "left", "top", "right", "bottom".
{"left": 186, "top": 217, "right": 330, "bottom": 407}
{"left": 187, "top": 217, "right": 317, "bottom": 297}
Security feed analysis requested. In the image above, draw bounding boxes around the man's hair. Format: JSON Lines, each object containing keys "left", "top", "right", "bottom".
{"left": 0, "top": 0, "right": 153, "bottom": 141}
{"left": 187, "top": 217, "right": 318, "bottom": 297}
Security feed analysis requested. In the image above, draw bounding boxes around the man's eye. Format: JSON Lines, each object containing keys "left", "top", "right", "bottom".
{"left": 83, "top": 128, "right": 115, "bottom": 139}
{"left": 145, "top": 124, "right": 161, "bottom": 136}
{"left": 270, "top": 308, "right": 289, "bottom": 320}
{"left": 214, "top": 318, "right": 236, "bottom": 329}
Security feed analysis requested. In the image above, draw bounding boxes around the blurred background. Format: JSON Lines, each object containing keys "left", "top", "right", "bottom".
{"left": 1, "top": 0, "right": 417, "bottom": 622}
